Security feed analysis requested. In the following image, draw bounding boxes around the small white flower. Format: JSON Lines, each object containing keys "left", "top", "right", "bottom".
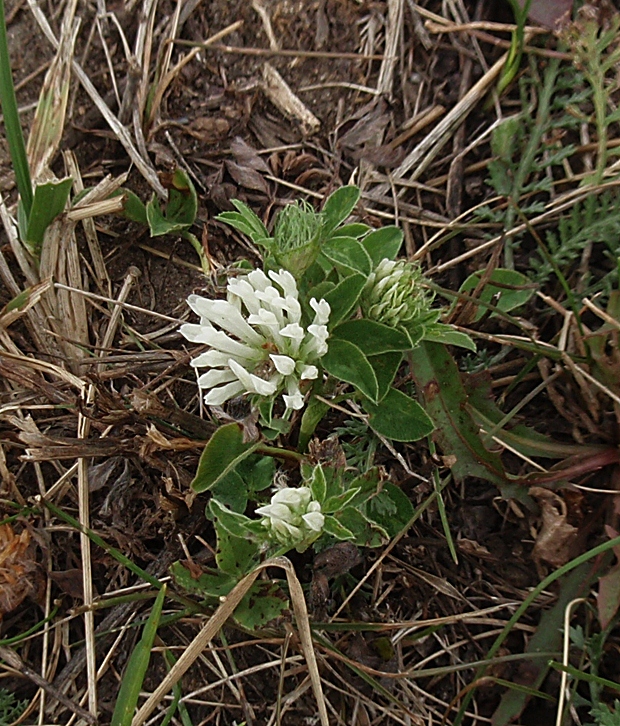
{"left": 256, "top": 486, "right": 325, "bottom": 547}
{"left": 181, "top": 269, "right": 330, "bottom": 411}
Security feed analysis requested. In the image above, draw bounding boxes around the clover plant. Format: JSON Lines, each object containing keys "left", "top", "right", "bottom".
{"left": 174, "top": 186, "right": 474, "bottom": 629}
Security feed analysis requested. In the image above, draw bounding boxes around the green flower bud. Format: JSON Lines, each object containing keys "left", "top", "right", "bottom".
{"left": 362, "top": 258, "right": 434, "bottom": 328}
{"left": 272, "top": 201, "right": 322, "bottom": 277}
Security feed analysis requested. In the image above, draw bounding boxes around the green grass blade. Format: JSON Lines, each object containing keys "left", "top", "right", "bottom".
{"left": 452, "top": 535, "right": 620, "bottom": 726}
{"left": 0, "top": 0, "right": 32, "bottom": 217}
{"left": 111, "top": 585, "right": 167, "bottom": 726}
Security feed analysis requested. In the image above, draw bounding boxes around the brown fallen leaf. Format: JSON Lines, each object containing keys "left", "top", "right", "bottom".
{"left": 0, "top": 524, "right": 38, "bottom": 617}
{"left": 530, "top": 487, "right": 579, "bottom": 573}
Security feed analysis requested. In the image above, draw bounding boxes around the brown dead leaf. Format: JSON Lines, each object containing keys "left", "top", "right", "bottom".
{"left": 0, "top": 524, "right": 38, "bottom": 617}
{"left": 230, "top": 136, "right": 272, "bottom": 175}
{"left": 337, "top": 99, "right": 390, "bottom": 149}
{"left": 530, "top": 487, "right": 579, "bottom": 572}
{"left": 187, "top": 117, "right": 230, "bottom": 143}
{"left": 225, "top": 160, "right": 270, "bottom": 194}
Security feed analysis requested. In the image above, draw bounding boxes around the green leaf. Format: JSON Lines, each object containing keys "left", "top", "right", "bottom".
{"left": 115, "top": 188, "right": 147, "bottom": 226}
{"left": 460, "top": 268, "right": 535, "bottom": 321}
{"left": 24, "top": 177, "right": 73, "bottom": 257}
{"left": 309, "top": 463, "right": 327, "bottom": 503}
{"left": 333, "top": 319, "right": 412, "bottom": 356}
{"left": 323, "top": 273, "right": 366, "bottom": 327}
{"left": 321, "top": 237, "right": 372, "bottom": 275}
{"left": 320, "top": 185, "right": 360, "bottom": 239}
{"left": 409, "top": 342, "right": 512, "bottom": 491}
{"left": 492, "top": 563, "right": 599, "bottom": 726}
{"left": 170, "top": 561, "right": 236, "bottom": 599}
{"left": 322, "top": 487, "right": 361, "bottom": 514}
{"left": 337, "top": 223, "right": 371, "bottom": 238}
{"left": 369, "top": 352, "right": 402, "bottom": 401}
{"left": 345, "top": 468, "right": 384, "bottom": 509}
{"left": 111, "top": 586, "right": 166, "bottom": 726}
{"left": 214, "top": 517, "right": 260, "bottom": 576}
{"left": 146, "top": 168, "right": 197, "bottom": 237}
{"left": 209, "top": 499, "right": 256, "bottom": 539}
{"left": 323, "top": 338, "right": 379, "bottom": 402}
{"left": 191, "top": 423, "right": 259, "bottom": 493}
{"left": 234, "top": 581, "right": 289, "bottom": 630}
{"left": 366, "top": 483, "right": 414, "bottom": 538}
{"left": 361, "top": 226, "right": 403, "bottom": 265}
{"left": 336, "top": 507, "right": 387, "bottom": 547}
{"left": 422, "top": 323, "right": 476, "bottom": 351}
{"left": 323, "top": 515, "right": 355, "bottom": 540}
{"left": 0, "top": 4, "right": 32, "bottom": 218}
{"left": 364, "top": 387, "right": 434, "bottom": 442}
{"left": 240, "top": 455, "right": 276, "bottom": 494}
{"left": 211, "top": 471, "right": 248, "bottom": 514}
{"left": 227, "top": 199, "right": 270, "bottom": 240}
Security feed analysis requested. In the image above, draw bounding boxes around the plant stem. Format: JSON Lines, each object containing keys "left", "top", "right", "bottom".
{"left": 0, "top": 0, "right": 32, "bottom": 216}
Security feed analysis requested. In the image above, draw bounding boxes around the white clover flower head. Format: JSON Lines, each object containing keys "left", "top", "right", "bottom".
{"left": 363, "top": 258, "right": 434, "bottom": 327}
{"left": 180, "top": 269, "right": 330, "bottom": 411}
{"left": 255, "top": 486, "right": 325, "bottom": 547}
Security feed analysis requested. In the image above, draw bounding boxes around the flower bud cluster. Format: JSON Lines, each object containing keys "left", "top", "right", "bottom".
{"left": 362, "top": 258, "right": 433, "bottom": 328}
{"left": 255, "top": 486, "right": 324, "bottom": 547}
{"left": 180, "top": 268, "right": 330, "bottom": 411}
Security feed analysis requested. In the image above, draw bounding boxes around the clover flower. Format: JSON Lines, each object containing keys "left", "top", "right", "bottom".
{"left": 255, "top": 486, "right": 324, "bottom": 547}
{"left": 180, "top": 268, "right": 330, "bottom": 411}
{"left": 362, "top": 258, "right": 434, "bottom": 328}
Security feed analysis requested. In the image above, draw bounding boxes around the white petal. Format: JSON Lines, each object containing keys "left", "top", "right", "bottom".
{"left": 227, "top": 278, "right": 262, "bottom": 315}
{"left": 228, "top": 359, "right": 278, "bottom": 397}
{"left": 200, "top": 299, "right": 264, "bottom": 346}
{"left": 280, "top": 323, "right": 305, "bottom": 342}
{"left": 187, "top": 294, "right": 213, "bottom": 320}
{"left": 310, "top": 297, "right": 331, "bottom": 325}
{"left": 272, "top": 487, "right": 310, "bottom": 508}
{"left": 268, "top": 269, "right": 298, "bottom": 299}
{"left": 283, "top": 391, "right": 304, "bottom": 410}
{"left": 180, "top": 323, "right": 212, "bottom": 343}
{"left": 197, "top": 369, "right": 237, "bottom": 388}
{"left": 195, "top": 327, "right": 259, "bottom": 360}
{"left": 302, "top": 511, "right": 325, "bottom": 532}
{"left": 247, "top": 309, "right": 279, "bottom": 327}
{"left": 255, "top": 502, "right": 293, "bottom": 522}
{"left": 282, "top": 295, "right": 302, "bottom": 321}
{"left": 300, "top": 364, "right": 318, "bottom": 380}
{"left": 203, "top": 381, "right": 245, "bottom": 406}
{"left": 246, "top": 269, "right": 271, "bottom": 292}
{"left": 304, "top": 324, "right": 329, "bottom": 357}
{"left": 190, "top": 350, "right": 232, "bottom": 368}
{"left": 270, "top": 354, "right": 296, "bottom": 376}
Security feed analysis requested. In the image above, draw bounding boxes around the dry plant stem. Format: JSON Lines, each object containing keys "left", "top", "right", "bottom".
{"left": 74, "top": 267, "right": 139, "bottom": 718}
{"left": 262, "top": 63, "right": 320, "bottom": 135}
{"left": 63, "top": 151, "right": 110, "bottom": 293}
{"left": 132, "top": 557, "right": 329, "bottom": 726}
{"left": 376, "top": 40, "right": 522, "bottom": 191}
{"left": 555, "top": 598, "right": 586, "bottom": 726}
{"left": 0, "top": 647, "right": 96, "bottom": 724}
{"left": 25, "top": 0, "right": 165, "bottom": 197}
{"left": 146, "top": 20, "right": 243, "bottom": 131}
{"left": 53, "top": 283, "right": 182, "bottom": 323}
{"left": 174, "top": 39, "right": 388, "bottom": 61}
{"left": 331, "top": 490, "right": 439, "bottom": 620}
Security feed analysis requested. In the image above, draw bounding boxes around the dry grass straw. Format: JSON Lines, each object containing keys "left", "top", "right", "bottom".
{"left": 132, "top": 557, "right": 329, "bottom": 726}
